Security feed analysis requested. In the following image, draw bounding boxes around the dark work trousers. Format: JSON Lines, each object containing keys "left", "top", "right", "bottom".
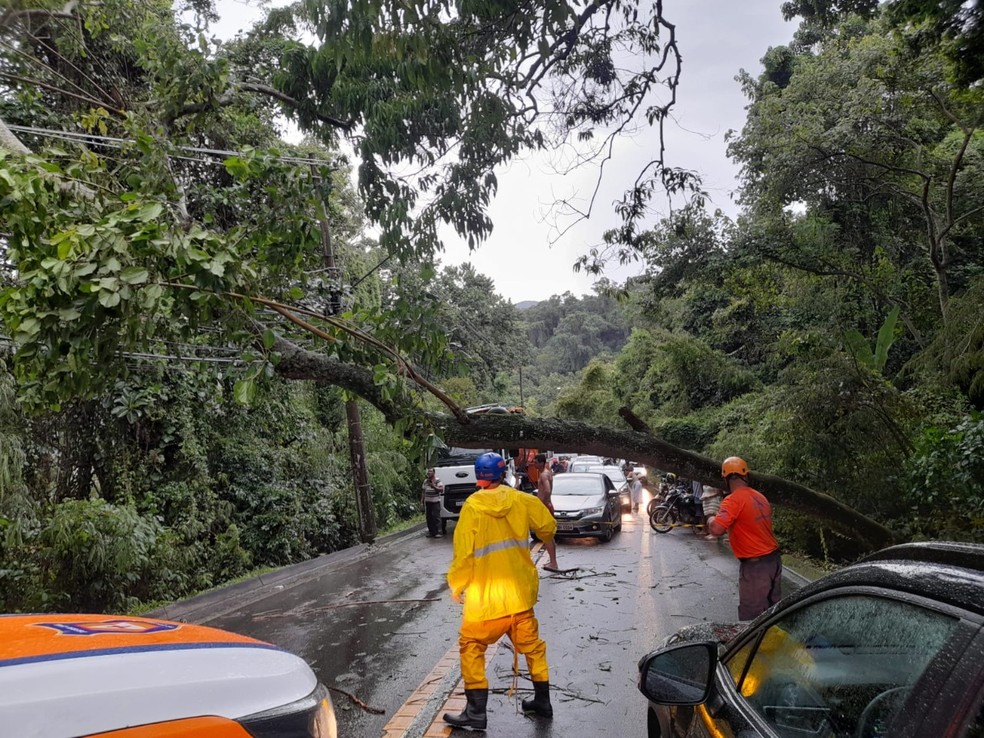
{"left": 737, "top": 551, "right": 782, "bottom": 621}
{"left": 425, "top": 500, "right": 442, "bottom": 536}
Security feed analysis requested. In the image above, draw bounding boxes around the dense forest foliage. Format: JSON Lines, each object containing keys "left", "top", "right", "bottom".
{"left": 1, "top": 0, "right": 982, "bottom": 611}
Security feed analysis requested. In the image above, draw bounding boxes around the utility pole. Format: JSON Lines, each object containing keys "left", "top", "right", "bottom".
{"left": 314, "top": 170, "right": 375, "bottom": 542}
{"left": 346, "top": 398, "right": 376, "bottom": 542}
{"left": 519, "top": 366, "right": 524, "bottom": 408}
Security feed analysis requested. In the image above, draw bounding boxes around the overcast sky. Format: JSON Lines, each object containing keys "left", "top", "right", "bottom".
{"left": 212, "top": 1, "right": 795, "bottom": 303}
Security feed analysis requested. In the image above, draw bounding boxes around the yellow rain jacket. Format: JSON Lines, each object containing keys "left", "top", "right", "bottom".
{"left": 447, "top": 484, "right": 557, "bottom": 623}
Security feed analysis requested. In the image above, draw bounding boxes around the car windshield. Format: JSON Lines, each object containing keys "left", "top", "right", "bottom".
{"left": 552, "top": 474, "right": 605, "bottom": 496}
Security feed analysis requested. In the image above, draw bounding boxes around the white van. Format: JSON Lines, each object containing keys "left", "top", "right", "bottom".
{"left": 432, "top": 445, "right": 517, "bottom": 533}
{"left": 430, "top": 405, "right": 523, "bottom": 533}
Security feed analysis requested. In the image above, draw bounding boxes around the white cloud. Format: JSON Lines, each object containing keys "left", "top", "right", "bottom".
{"left": 208, "top": 0, "right": 794, "bottom": 302}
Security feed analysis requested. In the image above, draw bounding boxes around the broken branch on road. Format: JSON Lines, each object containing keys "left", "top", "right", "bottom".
{"left": 252, "top": 597, "right": 441, "bottom": 620}
{"left": 327, "top": 686, "right": 386, "bottom": 715}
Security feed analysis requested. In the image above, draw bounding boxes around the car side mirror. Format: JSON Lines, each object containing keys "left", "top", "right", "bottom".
{"left": 637, "top": 642, "right": 717, "bottom": 705}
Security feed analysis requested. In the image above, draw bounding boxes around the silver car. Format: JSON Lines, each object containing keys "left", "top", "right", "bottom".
{"left": 585, "top": 464, "right": 631, "bottom": 510}
{"left": 550, "top": 472, "right": 622, "bottom": 542}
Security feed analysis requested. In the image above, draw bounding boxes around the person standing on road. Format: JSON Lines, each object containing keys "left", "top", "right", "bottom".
{"left": 421, "top": 468, "right": 444, "bottom": 538}
{"left": 706, "top": 457, "right": 782, "bottom": 620}
{"left": 535, "top": 453, "right": 561, "bottom": 572}
{"left": 444, "top": 452, "right": 558, "bottom": 730}
{"left": 628, "top": 470, "right": 644, "bottom": 513}
{"left": 699, "top": 486, "right": 724, "bottom": 540}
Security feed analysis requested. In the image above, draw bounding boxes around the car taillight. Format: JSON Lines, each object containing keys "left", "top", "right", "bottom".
{"left": 239, "top": 684, "right": 337, "bottom": 738}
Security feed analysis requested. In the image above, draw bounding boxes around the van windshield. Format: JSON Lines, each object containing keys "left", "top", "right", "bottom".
{"left": 437, "top": 448, "right": 495, "bottom": 463}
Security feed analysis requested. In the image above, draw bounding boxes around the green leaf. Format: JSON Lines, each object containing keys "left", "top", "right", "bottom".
{"left": 262, "top": 329, "right": 276, "bottom": 350}
{"left": 58, "top": 307, "right": 82, "bottom": 321}
{"left": 119, "top": 267, "right": 150, "bottom": 285}
{"left": 98, "top": 291, "right": 121, "bottom": 308}
{"left": 873, "top": 306, "right": 900, "bottom": 373}
{"left": 233, "top": 378, "right": 256, "bottom": 405}
{"left": 18, "top": 318, "right": 40, "bottom": 336}
{"left": 136, "top": 203, "right": 164, "bottom": 222}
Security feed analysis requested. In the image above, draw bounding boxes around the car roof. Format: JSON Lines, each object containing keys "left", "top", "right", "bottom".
{"left": 589, "top": 465, "right": 625, "bottom": 474}
{"left": 0, "top": 614, "right": 317, "bottom": 737}
{"left": 555, "top": 472, "right": 607, "bottom": 484}
{"left": 782, "top": 541, "right": 984, "bottom": 618}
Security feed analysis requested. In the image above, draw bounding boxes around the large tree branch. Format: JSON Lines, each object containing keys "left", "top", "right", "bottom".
{"left": 168, "top": 82, "right": 353, "bottom": 130}
{"left": 0, "top": 115, "right": 97, "bottom": 200}
{"left": 0, "top": 71, "right": 124, "bottom": 114}
{"left": 272, "top": 335, "right": 407, "bottom": 422}
{"left": 272, "top": 345, "right": 895, "bottom": 550}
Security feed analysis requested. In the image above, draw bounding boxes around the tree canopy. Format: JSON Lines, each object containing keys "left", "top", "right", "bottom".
{"left": 4, "top": 0, "right": 982, "bottom": 615}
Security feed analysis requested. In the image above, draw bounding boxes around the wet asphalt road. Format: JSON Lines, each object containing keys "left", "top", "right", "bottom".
{"left": 177, "top": 503, "right": 803, "bottom": 737}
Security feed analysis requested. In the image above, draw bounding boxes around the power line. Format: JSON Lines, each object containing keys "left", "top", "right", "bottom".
{"left": 5, "top": 124, "right": 332, "bottom": 168}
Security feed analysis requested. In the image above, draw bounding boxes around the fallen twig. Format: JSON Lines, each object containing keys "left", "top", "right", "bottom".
{"left": 252, "top": 598, "right": 441, "bottom": 619}
{"left": 489, "top": 667, "right": 606, "bottom": 705}
{"left": 327, "top": 686, "right": 386, "bottom": 714}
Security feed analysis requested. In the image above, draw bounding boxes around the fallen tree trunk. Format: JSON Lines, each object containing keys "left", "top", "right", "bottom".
{"left": 274, "top": 338, "right": 896, "bottom": 551}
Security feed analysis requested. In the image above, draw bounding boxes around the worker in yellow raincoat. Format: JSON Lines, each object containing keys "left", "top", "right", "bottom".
{"left": 444, "top": 452, "right": 559, "bottom": 730}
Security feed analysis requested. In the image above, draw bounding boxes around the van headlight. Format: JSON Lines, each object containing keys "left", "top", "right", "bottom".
{"left": 239, "top": 683, "right": 337, "bottom": 738}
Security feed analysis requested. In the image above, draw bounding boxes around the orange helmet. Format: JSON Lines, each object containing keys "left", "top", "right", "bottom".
{"left": 721, "top": 456, "right": 750, "bottom": 479}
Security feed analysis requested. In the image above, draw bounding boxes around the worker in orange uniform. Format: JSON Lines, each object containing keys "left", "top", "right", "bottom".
{"left": 444, "top": 452, "right": 559, "bottom": 730}
{"left": 706, "top": 456, "right": 782, "bottom": 621}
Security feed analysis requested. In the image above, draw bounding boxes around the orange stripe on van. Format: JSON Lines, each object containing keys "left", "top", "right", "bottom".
{"left": 0, "top": 614, "right": 265, "bottom": 662}
{"left": 88, "top": 716, "right": 253, "bottom": 737}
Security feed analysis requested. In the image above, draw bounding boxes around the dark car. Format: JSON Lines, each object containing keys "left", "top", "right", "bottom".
{"left": 637, "top": 541, "right": 984, "bottom": 738}
{"left": 550, "top": 472, "right": 622, "bottom": 542}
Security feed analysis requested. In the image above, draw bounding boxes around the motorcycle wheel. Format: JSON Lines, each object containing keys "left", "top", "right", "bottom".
{"left": 650, "top": 506, "right": 674, "bottom": 534}
{"left": 646, "top": 497, "right": 661, "bottom": 517}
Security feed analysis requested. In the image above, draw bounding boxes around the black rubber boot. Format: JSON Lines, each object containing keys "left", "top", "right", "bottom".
{"left": 522, "top": 680, "right": 553, "bottom": 718}
{"left": 443, "top": 688, "right": 488, "bottom": 730}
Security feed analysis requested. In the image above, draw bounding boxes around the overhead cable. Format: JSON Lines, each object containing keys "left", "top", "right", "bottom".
{"left": 5, "top": 123, "right": 331, "bottom": 168}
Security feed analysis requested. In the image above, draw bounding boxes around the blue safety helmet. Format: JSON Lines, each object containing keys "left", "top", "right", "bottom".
{"left": 475, "top": 452, "right": 507, "bottom": 482}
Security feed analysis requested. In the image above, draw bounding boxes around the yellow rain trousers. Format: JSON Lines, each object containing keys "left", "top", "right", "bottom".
{"left": 447, "top": 484, "right": 558, "bottom": 690}
{"left": 459, "top": 610, "right": 547, "bottom": 689}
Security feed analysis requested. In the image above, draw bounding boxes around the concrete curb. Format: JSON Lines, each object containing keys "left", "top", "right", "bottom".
{"left": 782, "top": 560, "right": 813, "bottom": 588}
{"left": 148, "top": 522, "right": 428, "bottom": 624}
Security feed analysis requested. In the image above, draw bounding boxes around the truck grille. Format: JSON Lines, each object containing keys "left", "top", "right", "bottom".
{"left": 443, "top": 483, "right": 477, "bottom": 514}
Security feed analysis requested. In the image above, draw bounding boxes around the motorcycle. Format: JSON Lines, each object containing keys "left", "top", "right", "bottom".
{"left": 649, "top": 484, "right": 705, "bottom": 534}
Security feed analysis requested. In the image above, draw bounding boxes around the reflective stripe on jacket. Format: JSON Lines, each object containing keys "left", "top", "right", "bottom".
{"left": 447, "top": 484, "right": 557, "bottom": 622}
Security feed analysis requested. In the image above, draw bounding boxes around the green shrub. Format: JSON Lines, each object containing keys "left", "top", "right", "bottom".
{"left": 905, "top": 413, "right": 984, "bottom": 541}
{"left": 39, "top": 499, "right": 166, "bottom": 612}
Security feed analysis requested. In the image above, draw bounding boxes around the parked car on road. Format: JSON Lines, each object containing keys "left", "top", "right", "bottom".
{"left": 637, "top": 541, "right": 984, "bottom": 738}
{"left": 0, "top": 613, "right": 337, "bottom": 738}
{"left": 569, "top": 455, "right": 604, "bottom": 473}
{"left": 550, "top": 472, "right": 622, "bottom": 542}
{"left": 585, "top": 464, "right": 631, "bottom": 511}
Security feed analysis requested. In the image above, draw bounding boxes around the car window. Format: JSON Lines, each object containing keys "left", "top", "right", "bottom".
{"left": 729, "top": 595, "right": 958, "bottom": 738}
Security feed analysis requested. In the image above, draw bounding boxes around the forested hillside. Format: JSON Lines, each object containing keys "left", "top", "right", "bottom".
{"left": 1, "top": 0, "right": 981, "bottom": 612}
